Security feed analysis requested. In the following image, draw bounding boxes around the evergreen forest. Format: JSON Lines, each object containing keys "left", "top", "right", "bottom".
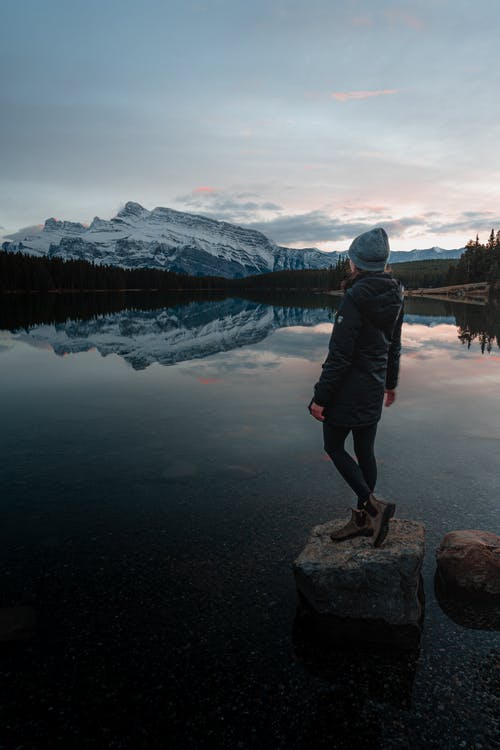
{"left": 0, "top": 251, "right": 349, "bottom": 293}
{"left": 1, "top": 229, "right": 500, "bottom": 294}
{"left": 445, "top": 230, "right": 500, "bottom": 285}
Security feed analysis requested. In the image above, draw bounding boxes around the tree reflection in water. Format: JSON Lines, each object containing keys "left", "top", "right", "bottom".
{"left": 454, "top": 300, "right": 500, "bottom": 352}
{"left": 405, "top": 296, "right": 500, "bottom": 353}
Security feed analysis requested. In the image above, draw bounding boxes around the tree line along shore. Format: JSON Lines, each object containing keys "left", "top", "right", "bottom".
{"left": 1, "top": 230, "right": 499, "bottom": 295}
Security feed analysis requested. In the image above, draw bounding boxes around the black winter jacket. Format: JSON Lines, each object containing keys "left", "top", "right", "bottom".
{"left": 311, "top": 272, "right": 404, "bottom": 427}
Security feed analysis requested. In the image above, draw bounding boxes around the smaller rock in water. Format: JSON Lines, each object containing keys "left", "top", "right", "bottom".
{"left": 293, "top": 518, "right": 425, "bottom": 648}
{"left": 436, "top": 529, "right": 500, "bottom": 598}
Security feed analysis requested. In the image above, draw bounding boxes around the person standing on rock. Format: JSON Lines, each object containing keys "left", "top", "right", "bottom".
{"left": 308, "top": 227, "right": 404, "bottom": 547}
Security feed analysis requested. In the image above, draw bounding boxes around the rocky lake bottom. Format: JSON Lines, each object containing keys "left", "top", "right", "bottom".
{"left": 0, "top": 292, "right": 498, "bottom": 749}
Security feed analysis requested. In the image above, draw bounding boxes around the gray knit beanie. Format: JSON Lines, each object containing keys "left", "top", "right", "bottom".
{"left": 347, "top": 227, "right": 390, "bottom": 272}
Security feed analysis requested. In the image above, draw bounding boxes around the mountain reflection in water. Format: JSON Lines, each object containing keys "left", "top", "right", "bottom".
{"left": 1, "top": 293, "right": 500, "bottom": 369}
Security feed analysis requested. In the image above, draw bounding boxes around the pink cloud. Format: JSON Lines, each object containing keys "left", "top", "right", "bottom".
{"left": 193, "top": 186, "right": 217, "bottom": 193}
{"left": 197, "top": 377, "right": 222, "bottom": 384}
{"left": 330, "top": 89, "right": 399, "bottom": 102}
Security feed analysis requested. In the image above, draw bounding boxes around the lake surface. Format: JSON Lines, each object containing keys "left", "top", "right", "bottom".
{"left": 0, "top": 292, "right": 499, "bottom": 749}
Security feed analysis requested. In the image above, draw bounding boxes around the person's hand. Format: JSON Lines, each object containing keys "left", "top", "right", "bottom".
{"left": 384, "top": 389, "right": 396, "bottom": 407}
{"left": 309, "top": 400, "right": 326, "bottom": 422}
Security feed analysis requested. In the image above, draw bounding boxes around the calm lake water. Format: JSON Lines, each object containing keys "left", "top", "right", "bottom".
{"left": 0, "top": 292, "right": 499, "bottom": 749}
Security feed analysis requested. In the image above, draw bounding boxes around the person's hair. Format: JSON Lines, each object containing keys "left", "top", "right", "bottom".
{"left": 341, "top": 262, "right": 392, "bottom": 292}
{"left": 341, "top": 265, "right": 369, "bottom": 291}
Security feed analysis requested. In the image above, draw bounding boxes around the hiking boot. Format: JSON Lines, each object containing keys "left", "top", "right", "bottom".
{"left": 329, "top": 508, "right": 373, "bottom": 542}
{"left": 362, "top": 493, "right": 396, "bottom": 547}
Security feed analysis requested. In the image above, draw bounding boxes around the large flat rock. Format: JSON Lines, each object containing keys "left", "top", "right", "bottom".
{"left": 293, "top": 518, "right": 425, "bottom": 638}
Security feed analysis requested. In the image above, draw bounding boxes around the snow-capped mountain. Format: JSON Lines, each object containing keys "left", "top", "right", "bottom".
{"left": 330, "top": 246, "right": 464, "bottom": 265}
{"left": 1, "top": 201, "right": 465, "bottom": 276}
{"left": 388, "top": 247, "right": 465, "bottom": 263}
{"left": 272, "top": 244, "right": 338, "bottom": 271}
{"left": 1, "top": 201, "right": 335, "bottom": 278}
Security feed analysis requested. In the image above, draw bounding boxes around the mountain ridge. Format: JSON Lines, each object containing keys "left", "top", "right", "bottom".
{"left": 2, "top": 201, "right": 465, "bottom": 277}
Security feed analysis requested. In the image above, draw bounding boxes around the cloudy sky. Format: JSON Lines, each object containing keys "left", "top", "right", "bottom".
{"left": 1, "top": 0, "right": 499, "bottom": 251}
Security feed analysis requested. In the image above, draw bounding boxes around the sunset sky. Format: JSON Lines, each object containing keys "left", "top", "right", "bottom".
{"left": 1, "top": 0, "right": 499, "bottom": 252}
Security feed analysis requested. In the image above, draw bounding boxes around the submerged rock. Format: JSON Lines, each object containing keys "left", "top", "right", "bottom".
{"left": 436, "top": 529, "right": 500, "bottom": 598}
{"left": 293, "top": 518, "right": 425, "bottom": 648}
{"left": 434, "top": 569, "right": 500, "bottom": 630}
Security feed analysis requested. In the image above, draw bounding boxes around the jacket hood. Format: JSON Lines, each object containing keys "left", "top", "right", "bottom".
{"left": 347, "top": 272, "right": 404, "bottom": 336}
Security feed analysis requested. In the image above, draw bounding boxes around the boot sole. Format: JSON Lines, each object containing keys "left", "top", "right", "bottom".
{"left": 330, "top": 529, "right": 373, "bottom": 542}
{"left": 372, "top": 503, "right": 396, "bottom": 547}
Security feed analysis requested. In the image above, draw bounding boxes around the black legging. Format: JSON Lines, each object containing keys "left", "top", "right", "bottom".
{"left": 322, "top": 422, "right": 378, "bottom": 509}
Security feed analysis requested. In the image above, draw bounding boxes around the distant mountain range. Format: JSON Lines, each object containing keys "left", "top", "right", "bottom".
{"left": 386, "top": 247, "right": 465, "bottom": 263}
{"left": 1, "top": 201, "right": 465, "bottom": 278}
